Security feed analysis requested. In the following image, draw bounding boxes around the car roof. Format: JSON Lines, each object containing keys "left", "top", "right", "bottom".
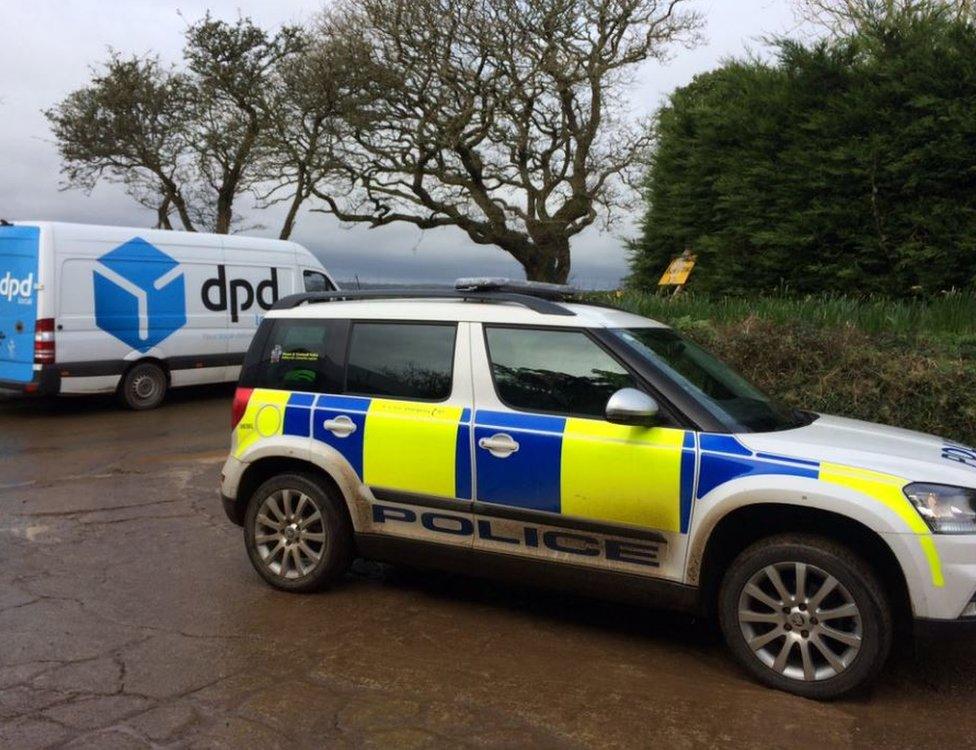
{"left": 268, "top": 298, "right": 668, "bottom": 329}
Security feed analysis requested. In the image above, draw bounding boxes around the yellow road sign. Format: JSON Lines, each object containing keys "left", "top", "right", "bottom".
{"left": 658, "top": 253, "right": 697, "bottom": 286}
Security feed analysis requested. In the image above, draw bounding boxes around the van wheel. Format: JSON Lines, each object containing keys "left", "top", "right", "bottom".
{"left": 119, "top": 363, "right": 167, "bottom": 410}
{"left": 718, "top": 534, "right": 892, "bottom": 700}
{"left": 244, "top": 473, "right": 353, "bottom": 593}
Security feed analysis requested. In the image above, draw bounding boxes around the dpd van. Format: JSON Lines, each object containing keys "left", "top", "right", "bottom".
{"left": 0, "top": 221, "right": 336, "bottom": 409}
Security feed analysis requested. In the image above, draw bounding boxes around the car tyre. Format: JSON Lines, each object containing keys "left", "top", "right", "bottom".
{"left": 718, "top": 534, "right": 892, "bottom": 700}
{"left": 244, "top": 473, "right": 353, "bottom": 593}
{"left": 119, "top": 362, "right": 167, "bottom": 410}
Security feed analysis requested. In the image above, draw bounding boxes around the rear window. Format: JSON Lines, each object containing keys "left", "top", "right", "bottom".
{"left": 346, "top": 322, "right": 456, "bottom": 401}
{"left": 241, "top": 319, "right": 346, "bottom": 393}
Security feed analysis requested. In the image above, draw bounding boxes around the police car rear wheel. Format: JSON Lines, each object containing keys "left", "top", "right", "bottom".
{"left": 244, "top": 473, "right": 352, "bottom": 593}
{"left": 719, "top": 534, "right": 892, "bottom": 700}
{"left": 119, "top": 363, "right": 167, "bottom": 410}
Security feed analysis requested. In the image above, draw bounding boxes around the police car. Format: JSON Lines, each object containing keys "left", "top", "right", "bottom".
{"left": 219, "top": 279, "right": 976, "bottom": 699}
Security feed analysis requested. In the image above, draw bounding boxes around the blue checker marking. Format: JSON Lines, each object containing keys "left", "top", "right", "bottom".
{"left": 455, "top": 408, "right": 472, "bottom": 500}
{"left": 755, "top": 452, "right": 820, "bottom": 468}
{"left": 283, "top": 392, "right": 316, "bottom": 436}
{"left": 283, "top": 406, "right": 312, "bottom": 437}
{"left": 697, "top": 452, "right": 819, "bottom": 499}
{"left": 474, "top": 410, "right": 565, "bottom": 513}
{"left": 287, "top": 392, "right": 316, "bottom": 407}
{"left": 475, "top": 410, "right": 567, "bottom": 433}
{"left": 699, "top": 433, "right": 752, "bottom": 456}
{"left": 312, "top": 394, "right": 371, "bottom": 479}
{"left": 679, "top": 431, "right": 697, "bottom": 533}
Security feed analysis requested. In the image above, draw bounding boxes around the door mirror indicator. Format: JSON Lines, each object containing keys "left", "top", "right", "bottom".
{"left": 605, "top": 388, "right": 659, "bottom": 426}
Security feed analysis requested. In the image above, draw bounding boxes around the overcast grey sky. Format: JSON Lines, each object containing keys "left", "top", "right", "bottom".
{"left": 0, "top": 0, "right": 807, "bottom": 287}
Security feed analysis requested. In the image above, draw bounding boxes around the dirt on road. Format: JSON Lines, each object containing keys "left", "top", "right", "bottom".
{"left": 1, "top": 388, "right": 974, "bottom": 749}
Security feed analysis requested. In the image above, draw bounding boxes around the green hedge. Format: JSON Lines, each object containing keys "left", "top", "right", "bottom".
{"left": 628, "top": 9, "right": 976, "bottom": 296}
{"left": 599, "top": 294, "right": 976, "bottom": 445}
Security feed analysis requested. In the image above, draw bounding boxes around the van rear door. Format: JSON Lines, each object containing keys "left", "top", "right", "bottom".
{"left": 0, "top": 225, "right": 40, "bottom": 384}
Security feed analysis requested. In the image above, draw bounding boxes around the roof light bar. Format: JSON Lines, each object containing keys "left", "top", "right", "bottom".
{"left": 454, "top": 277, "right": 577, "bottom": 300}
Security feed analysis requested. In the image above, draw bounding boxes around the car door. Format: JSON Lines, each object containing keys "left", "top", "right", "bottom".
{"left": 470, "top": 324, "right": 695, "bottom": 577}
{"left": 331, "top": 320, "right": 476, "bottom": 548}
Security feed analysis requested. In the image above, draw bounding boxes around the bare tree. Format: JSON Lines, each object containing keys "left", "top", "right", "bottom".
{"left": 306, "top": 0, "right": 701, "bottom": 282}
{"left": 45, "top": 54, "right": 199, "bottom": 230}
{"left": 255, "top": 36, "right": 359, "bottom": 239}
{"left": 47, "top": 16, "right": 304, "bottom": 235}
{"left": 796, "top": 0, "right": 975, "bottom": 34}
{"left": 183, "top": 14, "right": 306, "bottom": 234}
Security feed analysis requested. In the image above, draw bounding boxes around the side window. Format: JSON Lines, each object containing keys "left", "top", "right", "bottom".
{"left": 346, "top": 322, "right": 456, "bottom": 401}
{"left": 485, "top": 327, "right": 635, "bottom": 419}
{"left": 242, "top": 319, "right": 346, "bottom": 393}
{"left": 303, "top": 270, "right": 334, "bottom": 292}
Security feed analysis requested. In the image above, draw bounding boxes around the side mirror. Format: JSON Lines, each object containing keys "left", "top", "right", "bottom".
{"left": 605, "top": 388, "right": 660, "bottom": 427}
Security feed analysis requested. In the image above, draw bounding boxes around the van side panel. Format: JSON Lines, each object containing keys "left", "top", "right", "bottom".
{"left": 54, "top": 226, "right": 232, "bottom": 393}
{"left": 4, "top": 222, "right": 331, "bottom": 396}
{"left": 0, "top": 225, "right": 41, "bottom": 384}
{"left": 221, "top": 240, "right": 298, "bottom": 383}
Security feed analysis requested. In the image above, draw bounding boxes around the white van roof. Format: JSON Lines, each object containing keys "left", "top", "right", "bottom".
{"left": 15, "top": 221, "right": 320, "bottom": 261}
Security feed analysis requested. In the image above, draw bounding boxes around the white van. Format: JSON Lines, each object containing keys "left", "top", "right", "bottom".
{"left": 0, "top": 221, "right": 337, "bottom": 409}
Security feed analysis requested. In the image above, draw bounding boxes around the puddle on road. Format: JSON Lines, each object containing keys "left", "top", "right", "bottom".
{"left": 0, "top": 520, "right": 55, "bottom": 542}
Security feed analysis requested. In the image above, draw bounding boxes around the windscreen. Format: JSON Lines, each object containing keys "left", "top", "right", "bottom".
{"left": 612, "top": 327, "right": 809, "bottom": 433}
{"left": 0, "top": 225, "right": 40, "bottom": 383}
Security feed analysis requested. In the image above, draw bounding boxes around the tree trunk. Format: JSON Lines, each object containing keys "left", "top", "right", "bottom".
{"left": 279, "top": 170, "right": 306, "bottom": 240}
{"left": 215, "top": 189, "right": 234, "bottom": 234}
{"left": 155, "top": 195, "right": 173, "bottom": 230}
{"left": 157, "top": 174, "right": 195, "bottom": 232}
{"left": 520, "top": 238, "right": 572, "bottom": 284}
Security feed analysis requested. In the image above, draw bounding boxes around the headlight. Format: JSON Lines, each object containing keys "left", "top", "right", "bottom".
{"left": 904, "top": 483, "right": 976, "bottom": 534}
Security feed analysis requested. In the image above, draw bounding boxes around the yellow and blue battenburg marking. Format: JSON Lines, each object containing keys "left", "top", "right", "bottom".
{"left": 472, "top": 411, "right": 696, "bottom": 533}
{"left": 235, "top": 390, "right": 473, "bottom": 499}
{"left": 235, "top": 390, "right": 943, "bottom": 588}
{"left": 696, "top": 434, "right": 821, "bottom": 498}
{"left": 695, "top": 434, "right": 945, "bottom": 588}
{"left": 308, "top": 394, "right": 473, "bottom": 500}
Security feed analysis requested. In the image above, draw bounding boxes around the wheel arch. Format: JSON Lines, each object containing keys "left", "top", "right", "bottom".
{"left": 693, "top": 502, "right": 912, "bottom": 631}
{"left": 118, "top": 357, "right": 171, "bottom": 388}
{"left": 233, "top": 455, "right": 360, "bottom": 534}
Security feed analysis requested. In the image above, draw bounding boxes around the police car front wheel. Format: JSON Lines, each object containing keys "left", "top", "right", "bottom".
{"left": 719, "top": 534, "right": 892, "bottom": 700}
{"left": 244, "top": 473, "right": 353, "bottom": 593}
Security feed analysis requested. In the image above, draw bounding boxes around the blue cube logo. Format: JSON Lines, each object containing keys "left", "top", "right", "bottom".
{"left": 93, "top": 238, "right": 186, "bottom": 353}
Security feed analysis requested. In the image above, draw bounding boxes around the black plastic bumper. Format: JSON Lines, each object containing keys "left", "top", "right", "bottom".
{"left": 914, "top": 616, "right": 976, "bottom": 639}
{"left": 221, "top": 493, "right": 245, "bottom": 527}
{"left": 0, "top": 366, "right": 60, "bottom": 396}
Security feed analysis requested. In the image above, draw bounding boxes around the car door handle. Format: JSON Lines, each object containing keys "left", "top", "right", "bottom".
{"left": 478, "top": 433, "right": 520, "bottom": 458}
{"left": 323, "top": 415, "right": 357, "bottom": 438}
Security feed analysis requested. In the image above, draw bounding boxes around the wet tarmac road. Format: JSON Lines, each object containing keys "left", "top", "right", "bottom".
{"left": 1, "top": 388, "right": 975, "bottom": 749}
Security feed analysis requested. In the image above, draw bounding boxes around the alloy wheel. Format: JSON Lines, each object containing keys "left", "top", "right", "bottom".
{"left": 737, "top": 561, "right": 863, "bottom": 682}
{"left": 253, "top": 489, "right": 327, "bottom": 580}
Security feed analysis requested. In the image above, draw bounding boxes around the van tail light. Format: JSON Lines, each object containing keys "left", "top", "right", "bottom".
{"left": 34, "top": 318, "right": 55, "bottom": 365}
{"left": 231, "top": 387, "right": 254, "bottom": 429}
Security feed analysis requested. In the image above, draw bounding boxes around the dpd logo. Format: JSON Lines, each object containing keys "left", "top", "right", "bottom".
{"left": 0, "top": 271, "right": 34, "bottom": 303}
{"left": 202, "top": 265, "right": 279, "bottom": 323}
{"left": 93, "top": 238, "right": 187, "bottom": 353}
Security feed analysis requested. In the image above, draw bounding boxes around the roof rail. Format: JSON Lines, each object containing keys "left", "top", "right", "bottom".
{"left": 270, "top": 288, "right": 576, "bottom": 316}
